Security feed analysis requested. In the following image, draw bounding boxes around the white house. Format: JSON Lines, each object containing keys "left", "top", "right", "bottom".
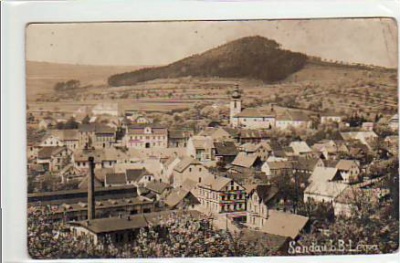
{"left": 335, "top": 159, "right": 360, "bottom": 183}
{"left": 289, "top": 141, "right": 312, "bottom": 156}
{"left": 172, "top": 157, "right": 212, "bottom": 188}
{"left": 125, "top": 125, "right": 168, "bottom": 149}
{"left": 275, "top": 111, "right": 312, "bottom": 129}
{"left": 246, "top": 184, "right": 279, "bottom": 229}
{"left": 320, "top": 112, "right": 343, "bottom": 124}
{"left": 187, "top": 136, "right": 215, "bottom": 162}
{"left": 92, "top": 103, "right": 119, "bottom": 116}
{"left": 198, "top": 175, "right": 246, "bottom": 215}
{"left": 304, "top": 167, "right": 348, "bottom": 203}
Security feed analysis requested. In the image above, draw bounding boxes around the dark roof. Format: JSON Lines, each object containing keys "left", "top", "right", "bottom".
{"left": 277, "top": 110, "right": 310, "bottom": 122}
{"left": 95, "top": 125, "right": 115, "bottom": 134}
{"left": 38, "top": 146, "right": 65, "bottom": 159}
{"left": 105, "top": 173, "right": 126, "bottom": 185}
{"left": 214, "top": 141, "right": 238, "bottom": 156}
{"left": 269, "top": 140, "right": 286, "bottom": 157}
{"left": 255, "top": 185, "right": 279, "bottom": 204}
{"left": 234, "top": 108, "right": 275, "bottom": 118}
{"left": 294, "top": 157, "right": 321, "bottom": 171}
{"left": 240, "top": 129, "right": 270, "bottom": 139}
{"left": 240, "top": 229, "right": 288, "bottom": 252}
{"left": 168, "top": 129, "right": 194, "bottom": 139}
{"left": 79, "top": 124, "right": 96, "bottom": 132}
{"left": 222, "top": 128, "right": 240, "bottom": 138}
{"left": 69, "top": 210, "right": 206, "bottom": 234}
{"left": 126, "top": 168, "right": 147, "bottom": 182}
{"left": 207, "top": 121, "right": 222, "bottom": 128}
{"left": 146, "top": 181, "right": 171, "bottom": 194}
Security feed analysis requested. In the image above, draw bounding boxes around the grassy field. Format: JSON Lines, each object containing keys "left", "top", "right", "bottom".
{"left": 26, "top": 60, "right": 398, "bottom": 117}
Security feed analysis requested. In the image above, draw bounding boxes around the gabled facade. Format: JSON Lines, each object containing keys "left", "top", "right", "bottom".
{"left": 246, "top": 185, "right": 279, "bottom": 229}
{"left": 172, "top": 157, "right": 211, "bottom": 188}
{"left": 37, "top": 146, "right": 72, "bottom": 172}
{"left": 187, "top": 136, "right": 215, "bottom": 162}
{"left": 198, "top": 175, "right": 246, "bottom": 215}
{"left": 125, "top": 125, "right": 168, "bottom": 149}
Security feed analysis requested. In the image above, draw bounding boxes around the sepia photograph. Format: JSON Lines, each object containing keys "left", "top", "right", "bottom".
{"left": 25, "top": 18, "right": 399, "bottom": 259}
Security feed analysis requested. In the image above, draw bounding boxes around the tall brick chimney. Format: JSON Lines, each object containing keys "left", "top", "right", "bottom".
{"left": 88, "top": 156, "right": 95, "bottom": 220}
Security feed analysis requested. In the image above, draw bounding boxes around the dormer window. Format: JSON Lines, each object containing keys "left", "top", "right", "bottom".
{"left": 144, "top": 127, "right": 152, "bottom": 134}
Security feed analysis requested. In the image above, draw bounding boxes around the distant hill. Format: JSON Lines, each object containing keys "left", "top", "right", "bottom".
{"left": 108, "top": 36, "right": 309, "bottom": 86}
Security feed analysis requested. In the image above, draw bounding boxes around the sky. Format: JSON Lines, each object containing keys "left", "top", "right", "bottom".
{"left": 26, "top": 18, "right": 398, "bottom": 68}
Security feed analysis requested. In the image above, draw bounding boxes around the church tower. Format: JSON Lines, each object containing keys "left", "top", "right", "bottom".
{"left": 230, "top": 84, "right": 242, "bottom": 127}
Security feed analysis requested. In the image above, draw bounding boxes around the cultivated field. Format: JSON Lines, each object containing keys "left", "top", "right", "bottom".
{"left": 26, "top": 60, "right": 398, "bottom": 117}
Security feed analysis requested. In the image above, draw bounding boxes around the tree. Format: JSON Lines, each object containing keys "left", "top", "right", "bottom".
{"left": 82, "top": 115, "right": 90, "bottom": 124}
{"left": 64, "top": 117, "right": 79, "bottom": 129}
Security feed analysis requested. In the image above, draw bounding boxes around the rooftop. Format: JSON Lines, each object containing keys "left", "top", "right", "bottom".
{"left": 69, "top": 210, "right": 206, "bottom": 234}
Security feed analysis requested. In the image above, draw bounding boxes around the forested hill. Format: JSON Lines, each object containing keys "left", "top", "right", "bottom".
{"left": 108, "top": 36, "right": 309, "bottom": 86}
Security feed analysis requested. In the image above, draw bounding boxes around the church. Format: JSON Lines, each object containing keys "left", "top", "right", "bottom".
{"left": 230, "top": 85, "right": 276, "bottom": 129}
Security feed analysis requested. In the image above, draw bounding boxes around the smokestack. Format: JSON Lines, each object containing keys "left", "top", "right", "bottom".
{"left": 88, "top": 156, "right": 95, "bottom": 220}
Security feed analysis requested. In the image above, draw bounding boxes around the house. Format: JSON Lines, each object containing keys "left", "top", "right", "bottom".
{"left": 304, "top": 167, "right": 348, "bottom": 203}
{"left": 73, "top": 148, "right": 122, "bottom": 171}
{"left": 246, "top": 184, "right": 279, "bottom": 229}
{"left": 92, "top": 103, "right": 119, "bottom": 116}
{"left": 145, "top": 181, "right": 172, "bottom": 201}
{"left": 198, "top": 127, "right": 234, "bottom": 142}
{"left": 261, "top": 160, "right": 293, "bottom": 178}
{"left": 78, "top": 174, "right": 103, "bottom": 189}
{"left": 133, "top": 115, "right": 152, "bottom": 124}
{"left": 38, "top": 118, "right": 56, "bottom": 130}
{"left": 361, "top": 122, "right": 374, "bottom": 131}
{"left": 78, "top": 124, "right": 96, "bottom": 149}
{"left": 164, "top": 188, "right": 201, "bottom": 210}
{"left": 289, "top": 141, "right": 312, "bottom": 156}
{"left": 311, "top": 140, "right": 349, "bottom": 160}
{"left": 168, "top": 129, "right": 194, "bottom": 148}
{"left": 94, "top": 125, "right": 116, "bottom": 149}
{"left": 39, "top": 133, "right": 64, "bottom": 147}
{"left": 198, "top": 175, "right": 246, "bottom": 215}
{"left": 126, "top": 168, "right": 154, "bottom": 187}
{"left": 187, "top": 136, "right": 215, "bottom": 162}
{"left": 172, "top": 157, "right": 211, "bottom": 188}
{"left": 160, "top": 155, "right": 182, "bottom": 184}
{"left": 258, "top": 210, "right": 309, "bottom": 240}
{"left": 229, "top": 86, "right": 275, "bottom": 129}
{"left": 105, "top": 173, "right": 127, "bottom": 187}
{"left": 340, "top": 131, "right": 378, "bottom": 150}
{"left": 37, "top": 146, "right": 72, "bottom": 172}
{"left": 239, "top": 129, "right": 271, "bottom": 144}
{"left": 125, "top": 124, "right": 168, "bottom": 149}
{"left": 333, "top": 186, "right": 390, "bottom": 217}
{"left": 222, "top": 127, "right": 240, "bottom": 142}
{"left": 268, "top": 140, "right": 287, "bottom": 158}
{"left": 51, "top": 129, "right": 80, "bottom": 150}
{"left": 388, "top": 114, "right": 399, "bottom": 131}
{"left": 68, "top": 210, "right": 207, "bottom": 245}
{"left": 214, "top": 141, "right": 239, "bottom": 164}
{"left": 335, "top": 160, "right": 360, "bottom": 183}
{"left": 320, "top": 112, "right": 343, "bottom": 124}
{"left": 275, "top": 111, "right": 312, "bottom": 130}
{"left": 231, "top": 152, "right": 262, "bottom": 170}
{"left": 238, "top": 141, "right": 271, "bottom": 161}
{"left": 292, "top": 157, "right": 325, "bottom": 176}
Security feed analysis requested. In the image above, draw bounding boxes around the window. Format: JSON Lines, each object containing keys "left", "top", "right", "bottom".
{"left": 199, "top": 168, "right": 202, "bottom": 172}
{"left": 198, "top": 177, "right": 202, "bottom": 183}
{"left": 189, "top": 168, "right": 192, "bottom": 172}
